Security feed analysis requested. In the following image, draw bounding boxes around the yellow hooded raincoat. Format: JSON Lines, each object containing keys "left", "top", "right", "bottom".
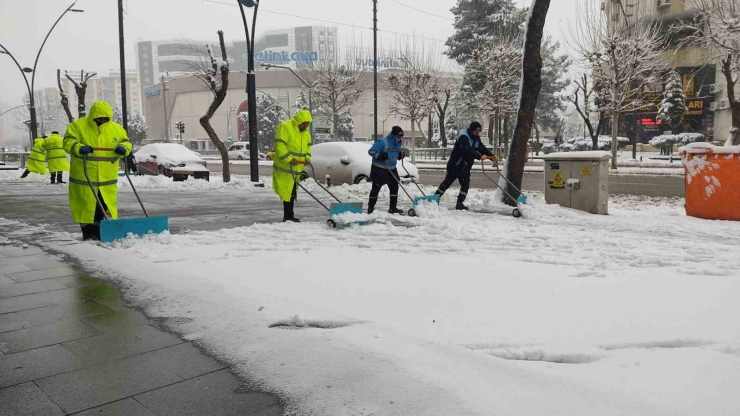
{"left": 272, "top": 110, "right": 312, "bottom": 202}
{"left": 63, "top": 101, "right": 131, "bottom": 224}
{"left": 44, "top": 133, "right": 70, "bottom": 172}
{"left": 27, "top": 138, "right": 48, "bottom": 175}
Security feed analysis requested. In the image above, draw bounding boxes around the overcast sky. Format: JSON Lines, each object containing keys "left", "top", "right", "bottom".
{"left": 0, "top": 0, "right": 590, "bottom": 105}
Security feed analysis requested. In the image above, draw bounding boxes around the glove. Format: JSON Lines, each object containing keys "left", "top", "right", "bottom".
{"left": 79, "top": 146, "right": 94, "bottom": 155}
{"left": 114, "top": 145, "right": 127, "bottom": 155}
{"left": 483, "top": 155, "right": 499, "bottom": 162}
{"left": 398, "top": 152, "right": 406, "bottom": 160}
{"left": 377, "top": 152, "right": 389, "bottom": 161}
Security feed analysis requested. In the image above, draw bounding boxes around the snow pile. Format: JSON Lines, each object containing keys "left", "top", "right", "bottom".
{"left": 560, "top": 136, "right": 629, "bottom": 152}
{"left": 118, "top": 174, "right": 272, "bottom": 191}
{"left": 3, "top": 192, "right": 740, "bottom": 414}
{"left": 0, "top": 169, "right": 48, "bottom": 183}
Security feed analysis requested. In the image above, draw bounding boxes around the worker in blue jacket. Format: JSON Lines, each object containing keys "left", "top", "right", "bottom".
{"left": 435, "top": 121, "right": 497, "bottom": 210}
{"left": 367, "top": 126, "right": 406, "bottom": 214}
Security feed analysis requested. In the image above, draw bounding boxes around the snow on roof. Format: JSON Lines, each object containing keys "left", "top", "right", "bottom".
{"left": 679, "top": 142, "right": 740, "bottom": 155}
{"left": 542, "top": 151, "right": 612, "bottom": 161}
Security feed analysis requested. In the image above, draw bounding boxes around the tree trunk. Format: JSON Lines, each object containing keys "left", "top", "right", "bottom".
{"left": 199, "top": 30, "right": 231, "bottom": 183}
{"left": 57, "top": 69, "right": 74, "bottom": 122}
{"left": 77, "top": 84, "right": 87, "bottom": 118}
{"left": 487, "top": 115, "right": 494, "bottom": 146}
{"left": 410, "top": 117, "right": 416, "bottom": 163}
{"left": 611, "top": 112, "right": 619, "bottom": 169}
{"left": 721, "top": 55, "right": 740, "bottom": 143}
{"left": 503, "top": 116, "right": 510, "bottom": 156}
{"left": 439, "top": 111, "right": 446, "bottom": 149}
{"left": 503, "top": 0, "right": 550, "bottom": 204}
{"left": 533, "top": 122, "right": 540, "bottom": 156}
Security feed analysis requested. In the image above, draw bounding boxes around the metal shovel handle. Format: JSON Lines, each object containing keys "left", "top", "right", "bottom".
{"left": 387, "top": 159, "right": 415, "bottom": 202}
{"left": 82, "top": 153, "right": 109, "bottom": 221}
{"left": 122, "top": 155, "right": 149, "bottom": 217}
{"left": 400, "top": 158, "right": 426, "bottom": 196}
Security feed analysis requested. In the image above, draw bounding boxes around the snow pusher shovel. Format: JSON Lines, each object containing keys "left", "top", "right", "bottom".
{"left": 399, "top": 159, "right": 439, "bottom": 217}
{"left": 83, "top": 154, "right": 169, "bottom": 243}
{"left": 296, "top": 164, "right": 374, "bottom": 229}
{"left": 480, "top": 160, "right": 526, "bottom": 219}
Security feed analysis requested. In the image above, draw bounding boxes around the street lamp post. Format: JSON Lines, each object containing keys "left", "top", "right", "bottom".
{"left": 237, "top": 0, "right": 261, "bottom": 183}
{"left": 0, "top": 1, "right": 83, "bottom": 146}
{"left": 226, "top": 103, "right": 237, "bottom": 143}
{"left": 259, "top": 62, "right": 313, "bottom": 133}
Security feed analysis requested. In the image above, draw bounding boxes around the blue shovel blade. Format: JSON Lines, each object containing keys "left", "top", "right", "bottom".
{"left": 99, "top": 216, "right": 169, "bottom": 243}
{"left": 329, "top": 202, "right": 364, "bottom": 216}
{"left": 413, "top": 194, "right": 440, "bottom": 206}
{"left": 517, "top": 194, "right": 527, "bottom": 205}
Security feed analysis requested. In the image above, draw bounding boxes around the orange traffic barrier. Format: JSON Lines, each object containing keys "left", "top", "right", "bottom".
{"left": 680, "top": 143, "right": 740, "bottom": 221}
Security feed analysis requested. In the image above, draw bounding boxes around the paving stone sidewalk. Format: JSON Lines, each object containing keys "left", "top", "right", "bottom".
{"left": 0, "top": 243, "right": 283, "bottom": 416}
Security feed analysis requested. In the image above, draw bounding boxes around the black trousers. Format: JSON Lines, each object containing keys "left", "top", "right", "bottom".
{"left": 368, "top": 167, "right": 400, "bottom": 211}
{"left": 81, "top": 192, "right": 108, "bottom": 241}
{"left": 282, "top": 183, "right": 298, "bottom": 220}
{"left": 50, "top": 172, "right": 63, "bottom": 183}
{"left": 435, "top": 170, "right": 471, "bottom": 204}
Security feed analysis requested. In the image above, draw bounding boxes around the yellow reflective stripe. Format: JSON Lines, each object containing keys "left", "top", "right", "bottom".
{"left": 29, "top": 157, "right": 46, "bottom": 162}
{"left": 31, "top": 150, "right": 45, "bottom": 156}
{"left": 68, "top": 177, "right": 118, "bottom": 187}
{"left": 275, "top": 139, "right": 287, "bottom": 145}
{"left": 290, "top": 152, "right": 309, "bottom": 157}
{"left": 273, "top": 165, "right": 297, "bottom": 175}
{"left": 46, "top": 147, "right": 64, "bottom": 150}
{"left": 279, "top": 152, "right": 291, "bottom": 160}
{"left": 46, "top": 156, "right": 68, "bottom": 160}
{"left": 119, "top": 138, "right": 131, "bottom": 143}
{"left": 372, "top": 162, "right": 389, "bottom": 169}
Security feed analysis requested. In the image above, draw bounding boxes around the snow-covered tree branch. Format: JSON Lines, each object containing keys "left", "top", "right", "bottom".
{"left": 570, "top": 0, "right": 668, "bottom": 167}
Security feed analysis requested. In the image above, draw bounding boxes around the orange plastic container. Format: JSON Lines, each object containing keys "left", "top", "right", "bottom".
{"left": 680, "top": 143, "right": 740, "bottom": 221}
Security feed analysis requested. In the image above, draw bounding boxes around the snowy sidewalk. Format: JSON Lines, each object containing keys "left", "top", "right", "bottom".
{"left": 0, "top": 237, "right": 282, "bottom": 415}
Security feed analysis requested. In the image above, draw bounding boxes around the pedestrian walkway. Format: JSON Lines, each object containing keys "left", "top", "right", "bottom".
{"left": 0, "top": 242, "right": 283, "bottom": 415}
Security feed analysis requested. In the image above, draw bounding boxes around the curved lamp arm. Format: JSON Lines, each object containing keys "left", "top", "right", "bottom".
{"left": 0, "top": 43, "right": 31, "bottom": 98}
{"left": 31, "top": 1, "right": 81, "bottom": 93}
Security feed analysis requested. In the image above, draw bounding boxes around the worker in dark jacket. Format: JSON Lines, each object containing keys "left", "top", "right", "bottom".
{"left": 367, "top": 126, "right": 406, "bottom": 214}
{"left": 435, "top": 121, "right": 497, "bottom": 210}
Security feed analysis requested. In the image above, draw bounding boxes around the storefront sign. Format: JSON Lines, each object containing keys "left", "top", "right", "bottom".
{"left": 250, "top": 50, "right": 319, "bottom": 64}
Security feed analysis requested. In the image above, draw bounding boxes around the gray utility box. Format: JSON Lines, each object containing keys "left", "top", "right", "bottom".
{"left": 542, "top": 151, "right": 611, "bottom": 214}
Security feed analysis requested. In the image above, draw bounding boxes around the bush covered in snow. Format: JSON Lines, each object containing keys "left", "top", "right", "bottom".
{"left": 649, "top": 133, "right": 705, "bottom": 154}
{"left": 557, "top": 136, "right": 629, "bottom": 152}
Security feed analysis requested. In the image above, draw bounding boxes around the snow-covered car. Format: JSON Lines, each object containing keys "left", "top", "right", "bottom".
{"left": 135, "top": 143, "right": 210, "bottom": 181}
{"left": 307, "top": 142, "right": 419, "bottom": 185}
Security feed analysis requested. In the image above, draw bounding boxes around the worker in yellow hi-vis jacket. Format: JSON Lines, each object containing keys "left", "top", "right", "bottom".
{"left": 44, "top": 131, "right": 70, "bottom": 184}
{"left": 272, "top": 109, "right": 312, "bottom": 222}
{"left": 20, "top": 137, "right": 48, "bottom": 179}
{"left": 63, "top": 101, "right": 132, "bottom": 241}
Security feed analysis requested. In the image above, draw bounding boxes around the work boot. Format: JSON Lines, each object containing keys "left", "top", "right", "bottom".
{"left": 50, "top": 177, "right": 56, "bottom": 184}
{"left": 367, "top": 202, "right": 375, "bottom": 214}
{"left": 455, "top": 202, "right": 469, "bottom": 211}
{"left": 57, "top": 173, "right": 65, "bottom": 184}
{"left": 388, "top": 196, "right": 403, "bottom": 215}
{"left": 283, "top": 217, "right": 301, "bottom": 223}
{"left": 20, "top": 169, "right": 30, "bottom": 179}
{"left": 81, "top": 224, "right": 100, "bottom": 241}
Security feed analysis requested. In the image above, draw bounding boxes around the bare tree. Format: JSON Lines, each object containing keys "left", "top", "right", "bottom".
{"left": 57, "top": 69, "right": 74, "bottom": 122}
{"left": 299, "top": 50, "right": 367, "bottom": 140}
{"left": 571, "top": 0, "right": 668, "bottom": 168}
{"left": 469, "top": 33, "right": 521, "bottom": 154}
{"left": 566, "top": 73, "right": 606, "bottom": 150}
{"left": 64, "top": 70, "right": 97, "bottom": 118}
{"left": 385, "top": 47, "right": 439, "bottom": 162}
{"left": 197, "top": 31, "right": 231, "bottom": 183}
{"left": 678, "top": 0, "right": 740, "bottom": 145}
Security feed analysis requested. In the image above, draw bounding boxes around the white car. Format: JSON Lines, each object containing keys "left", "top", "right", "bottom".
{"left": 306, "top": 142, "right": 419, "bottom": 185}
{"left": 227, "top": 142, "right": 251, "bottom": 160}
{"left": 227, "top": 142, "right": 267, "bottom": 160}
{"left": 135, "top": 143, "right": 210, "bottom": 181}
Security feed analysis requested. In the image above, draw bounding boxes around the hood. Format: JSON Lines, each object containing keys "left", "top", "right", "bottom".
{"left": 291, "top": 109, "right": 313, "bottom": 127}
{"left": 88, "top": 101, "right": 114, "bottom": 121}
{"left": 33, "top": 138, "right": 45, "bottom": 146}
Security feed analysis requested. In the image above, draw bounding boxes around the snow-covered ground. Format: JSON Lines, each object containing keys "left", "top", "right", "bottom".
{"left": 2, "top": 175, "right": 739, "bottom": 415}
